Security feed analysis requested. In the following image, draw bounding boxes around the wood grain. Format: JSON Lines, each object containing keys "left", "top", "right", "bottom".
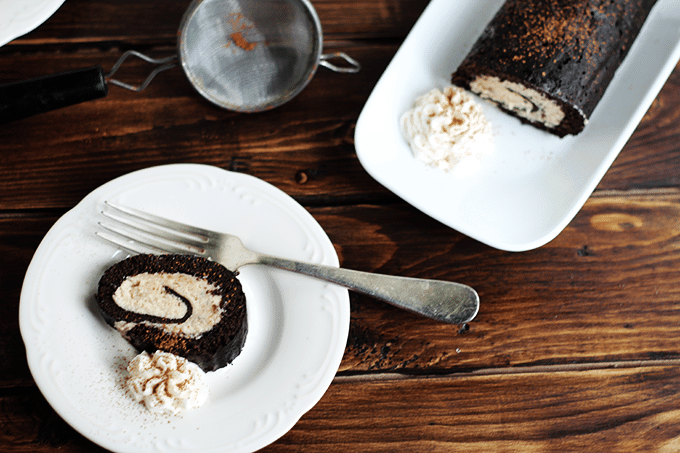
{"left": 7, "top": 0, "right": 428, "bottom": 45}
{"left": 267, "top": 365, "right": 680, "bottom": 452}
{"left": 4, "top": 365, "right": 680, "bottom": 452}
{"left": 326, "top": 191, "right": 680, "bottom": 373}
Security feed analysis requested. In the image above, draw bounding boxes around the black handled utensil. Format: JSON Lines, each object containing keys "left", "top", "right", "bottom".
{"left": 0, "top": 0, "right": 359, "bottom": 125}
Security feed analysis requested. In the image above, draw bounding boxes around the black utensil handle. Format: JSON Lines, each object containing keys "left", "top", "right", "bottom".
{"left": 0, "top": 65, "right": 108, "bottom": 124}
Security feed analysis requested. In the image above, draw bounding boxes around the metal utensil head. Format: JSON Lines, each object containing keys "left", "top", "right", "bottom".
{"left": 178, "top": 0, "right": 323, "bottom": 112}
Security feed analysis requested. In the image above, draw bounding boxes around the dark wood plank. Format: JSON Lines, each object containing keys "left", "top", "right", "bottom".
{"left": 266, "top": 365, "right": 680, "bottom": 452}
{"left": 333, "top": 191, "right": 680, "bottom": 372}
{"left": 7, "top": 0, "right": 428, "bottom": 46}
{"left": 3, "top": 365, "right": 680, "bottom": 452}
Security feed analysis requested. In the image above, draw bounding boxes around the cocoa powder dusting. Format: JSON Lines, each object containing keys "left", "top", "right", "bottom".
{"left": 226, "top": 12, "right": 257, "bottom": 51}
{"left": 490, "top": 0, "right": 650, "bottom": 75}
{"left": 451, "top": 0, "right": 658, "bottom": 137}
{"left": 230, "top": 32, "right": 256, "bottom": 51}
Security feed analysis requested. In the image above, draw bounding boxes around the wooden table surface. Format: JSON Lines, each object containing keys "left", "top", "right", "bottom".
{"left": 2, "top": 0, "right": 680, "bottom": 451}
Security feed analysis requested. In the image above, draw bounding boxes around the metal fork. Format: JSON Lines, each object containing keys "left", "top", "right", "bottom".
{"left": 96, "top": 202, "right": 479, "bottom": 324}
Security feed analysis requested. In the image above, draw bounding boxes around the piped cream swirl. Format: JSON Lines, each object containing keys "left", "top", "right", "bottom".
{"left": 127, "top": 350, "right": 208, "bottom": 415}
{"left": 401, "top": 85, "right": 493, "bottom": 176}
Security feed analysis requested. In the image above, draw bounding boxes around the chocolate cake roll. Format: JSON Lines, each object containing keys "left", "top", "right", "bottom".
{"left": 451, "top": 0, "right": 658, "bottom": 137}
{"left": 95, "top": 254, "right": 247, "bottom": 372}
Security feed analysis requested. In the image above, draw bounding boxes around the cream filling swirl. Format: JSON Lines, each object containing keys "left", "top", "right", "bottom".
{"left": 113, "top": 272, "right": 223, "bottom": 338}
{"left": 469, "top": 75, "right": 566, "bottom": 128}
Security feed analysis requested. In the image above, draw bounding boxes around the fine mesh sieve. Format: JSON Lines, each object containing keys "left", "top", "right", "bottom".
{"left": 0, "top": 0, "right": 359, "bottom": 123}
{"left": 178, "top": 0, "right": 356, "bottom": 112}
{"left": 115, "top": 0, "right": 359, "bottom": 112}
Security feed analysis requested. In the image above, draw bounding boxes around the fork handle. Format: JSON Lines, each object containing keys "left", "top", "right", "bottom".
{"left": 257, "top": 255, "right": 479, "bottom": 324}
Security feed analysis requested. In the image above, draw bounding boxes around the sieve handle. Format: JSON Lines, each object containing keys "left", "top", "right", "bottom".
{"left": 319, "top": 52, "right": 361, "bottom": 74}
{"left": 0, "top": 66, "right": 108, "bottom": 124}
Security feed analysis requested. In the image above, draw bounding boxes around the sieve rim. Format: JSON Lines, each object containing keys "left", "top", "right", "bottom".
{"left": 176, "top": 0, "right": 324, "bottom": 113}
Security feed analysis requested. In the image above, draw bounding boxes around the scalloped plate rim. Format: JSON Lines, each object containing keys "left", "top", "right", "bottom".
{"left": 19, "top": 163, "right": 350, "bottom": 453}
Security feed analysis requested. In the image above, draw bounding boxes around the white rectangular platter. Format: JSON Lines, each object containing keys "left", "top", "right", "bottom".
{"left": 355, "top": 0, "right": 680, "bottom": 251}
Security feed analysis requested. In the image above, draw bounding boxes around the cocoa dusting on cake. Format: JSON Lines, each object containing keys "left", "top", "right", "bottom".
{"left": 95, "top": 254, "right": 248, "bottom": 372}
{"left": 451, "top": 0, "right": 658, "bottom": 137}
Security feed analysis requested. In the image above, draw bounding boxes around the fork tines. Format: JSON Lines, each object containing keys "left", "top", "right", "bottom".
{"left": 96, "top": 201, "right": 209, "bottom": 257}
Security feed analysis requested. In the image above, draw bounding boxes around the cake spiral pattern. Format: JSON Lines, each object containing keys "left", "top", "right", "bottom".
{"left": 451, "top": 0, "right": 658, "bottom": 137}
{"left": 95, "top": 254, "right": 248, "bottom": 372}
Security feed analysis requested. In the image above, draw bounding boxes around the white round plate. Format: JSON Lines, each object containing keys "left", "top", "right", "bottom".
{"left": 0, "top": 0, "right": 66, "bottom": 47}
{"left": 19, "top": 164, "right": 350, "bottom": 453}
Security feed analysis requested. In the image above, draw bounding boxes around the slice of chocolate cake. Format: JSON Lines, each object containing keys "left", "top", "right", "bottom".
{"left": 451, "top": 0, "right": 658, "bottom": 137}
{"left": 95, "top": 254, "right": 247, "bottom": 372}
